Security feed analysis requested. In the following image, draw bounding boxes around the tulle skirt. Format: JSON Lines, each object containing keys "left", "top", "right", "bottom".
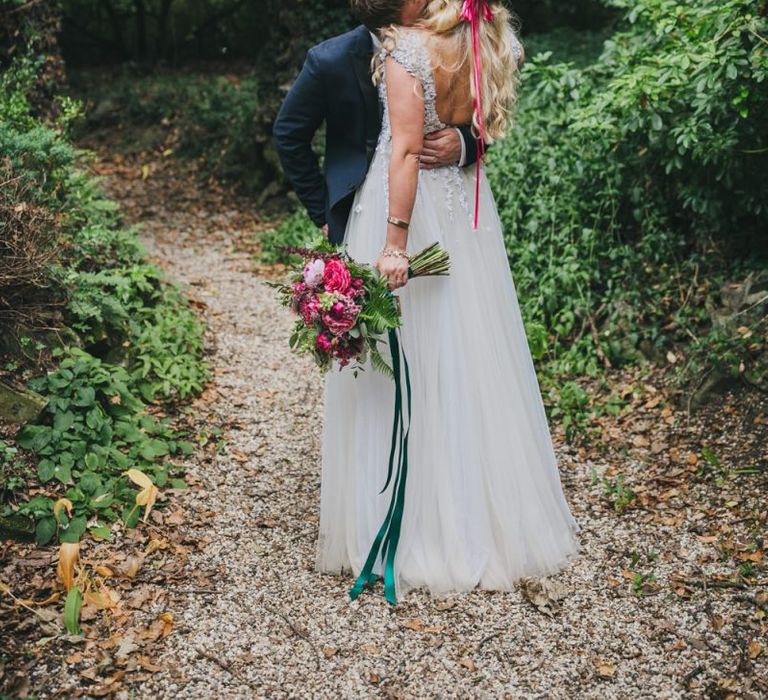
{"left": 317, "top": 151, "right": 581, "bottom": 599}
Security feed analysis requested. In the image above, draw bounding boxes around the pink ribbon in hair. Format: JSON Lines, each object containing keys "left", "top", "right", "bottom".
{"left": 459, "top": 0, "right": 494, "bottom": 229}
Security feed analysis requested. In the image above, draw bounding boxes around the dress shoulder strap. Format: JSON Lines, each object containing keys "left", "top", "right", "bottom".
{"left": 379, "top": 27, "right": 433, "bottom": 87}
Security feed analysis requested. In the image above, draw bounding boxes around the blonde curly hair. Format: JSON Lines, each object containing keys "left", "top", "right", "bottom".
{"left": 375, "top": 0, "right": 521, "bottom": 143}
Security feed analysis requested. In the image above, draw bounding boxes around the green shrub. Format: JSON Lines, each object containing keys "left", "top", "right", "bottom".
{"left": 488, "top": 0, "right": 767, "bottom": 384}
{"left": 1, "top": 56, "right": 208, "bottom": 544}
{"left": 13, "top": 348, "right": 193, "bottom": 545}
{"left": 258, "top": 209, "right": 319, "bottom": 265}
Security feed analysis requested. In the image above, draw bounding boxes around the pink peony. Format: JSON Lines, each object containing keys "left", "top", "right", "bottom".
{"left": 321, "top": 296, "right": 361, "bottom": 336}
{"left": 315, "top": 332, "right": 333, "bottom": 353}
{"left": 323, "top": 258, "right": 352, "bottom": 294}
{"left": 302, "top": 258, "right": 325, "bottom": 288}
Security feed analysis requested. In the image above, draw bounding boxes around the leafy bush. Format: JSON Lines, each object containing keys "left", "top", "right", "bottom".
{"left": 0, "top": 56, "right": 209, "bottom": 544}
{"left": 259, "top": 209, "right": 320, "bottom": 265}
{"left": 488, "top": 0, "right": 768, "bottom": 385}
{"left": 15, "top": 348, "right": 192, "bottom": 545}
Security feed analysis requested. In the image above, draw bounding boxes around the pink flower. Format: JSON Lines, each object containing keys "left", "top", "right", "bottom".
{"left": 321, "top": 296, "right": 361, "bottom": 336}
{"left": 334, "top": 336, "right": 364, "bottom": 368}
{"left": 300, "top": 295, "right": 322, "bottom": 326}
{"left": 323, "top": 258, "right": 352, "bottom": 294}
{"left": 316, "top": 332, "right": 333, "bottom": 353}
{"left": 303, "top": 258, "right": 325, "bottom": 288}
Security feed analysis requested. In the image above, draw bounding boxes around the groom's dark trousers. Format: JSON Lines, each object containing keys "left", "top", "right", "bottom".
{"left": 273, "top": 25, "right": 478, "bottom": 246}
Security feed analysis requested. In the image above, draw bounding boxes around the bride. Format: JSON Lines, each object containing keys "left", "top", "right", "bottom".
{"left": 318, "top": 0, "right": 581, "bottom": 602}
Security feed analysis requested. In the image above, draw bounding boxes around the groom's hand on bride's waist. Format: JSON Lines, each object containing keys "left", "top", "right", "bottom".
{"left": 419, "top": 128, "right": 463, "bottom": 170}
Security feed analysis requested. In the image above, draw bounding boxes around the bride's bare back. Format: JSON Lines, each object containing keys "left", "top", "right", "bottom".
{"left": 424, "top": 32, "right": 475, "bottom": 128}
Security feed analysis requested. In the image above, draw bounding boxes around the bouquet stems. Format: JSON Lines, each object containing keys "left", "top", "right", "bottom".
{"left": 408, "top": 242, "right": 450, "bottom": 278}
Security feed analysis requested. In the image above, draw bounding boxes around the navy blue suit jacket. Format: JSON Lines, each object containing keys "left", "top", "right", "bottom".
{"left": 273, "top": 25, "right": 479, "bottom": 245}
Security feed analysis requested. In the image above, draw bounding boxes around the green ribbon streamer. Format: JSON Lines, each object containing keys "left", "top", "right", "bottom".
{"left": 348, "top": 327, "right": 412, "bottom": 605}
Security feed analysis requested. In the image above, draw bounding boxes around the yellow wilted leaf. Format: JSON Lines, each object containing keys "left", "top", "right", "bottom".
{"left": 125, "top": 469, "right": 153, "bottom": 490}
{"left": 57, "top": 542, "right": 80, "bottom": 591}
{"left": 53, "top": 498, "right": 73, "bottom": 521}
{"left": 125, "top": 469, "right": 159, "bottom": 522}
{"left": 84, "top": 589, "right": 110, "bottom": 609}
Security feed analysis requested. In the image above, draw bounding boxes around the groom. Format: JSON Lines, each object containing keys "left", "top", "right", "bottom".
{"left": 272, "top": 1, "right": 480, "bottom": 246}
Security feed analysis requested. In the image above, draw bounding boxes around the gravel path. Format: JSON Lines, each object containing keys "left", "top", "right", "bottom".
{"left": 94, "top": 161, "right": 765, "bottom": 700}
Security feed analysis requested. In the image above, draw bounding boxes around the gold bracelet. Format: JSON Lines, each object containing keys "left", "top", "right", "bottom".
{"left": 380, "top": 246, "right": 411, "bottom": 261}
{"left": 387, "top": 215, "right": 410, "bottom": 230}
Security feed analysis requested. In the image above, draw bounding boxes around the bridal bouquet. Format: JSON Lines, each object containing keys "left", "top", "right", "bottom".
{"left": 268, "top": 235, "right": 450, "bottom": 375}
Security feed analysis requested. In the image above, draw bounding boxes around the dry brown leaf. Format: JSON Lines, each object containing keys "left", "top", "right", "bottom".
{"left": 56, "top": 542, "right": 80, "bottom": 591}
{"left": 520, "top": 577, "right": 568, "bottom": 616}
{"left": 122, "top": 555, "right": 145, "bottom": 579}
{"left": 595, "top": 660, "right": 616, "bottom": 678}
{"left": 254, "top": 516, "right": 279, "bottom": 528}
{"left": 115, "top": 633, "right": 139, "bottom": 659}
{"left": 138, "top": 656, "right": 163, "bottom": 672}
{"left": 458, "top": 657, "right": 477, "bottom": 672}
{"left": 53, "top": 498, "right": 73, "bottom": 520}
{"left": 125, "top": 469, "right": 159, "bottom": 522}
{"left": 402, "top": 618, "right": 424, "bottom": 631}
{"left": 748, "top": 640, "right": 764, "bottom": 659}
{"left": 145, "top": 538, "right": 169, "bottom": 556}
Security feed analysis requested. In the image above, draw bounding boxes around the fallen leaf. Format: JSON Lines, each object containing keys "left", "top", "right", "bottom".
{"left": 57, "top": 542, "right": 80, "bottom": 591}
{"left": 121, "top": 556, "right": 145, "bottom": 579}
{"left": 115, "top": 633, "right": 139, "bottom": 660}
{"left": 402, "top": 618, "right": 424, "bottom": 631}
{"left": 125, "top": 469, "right": 159, "bottom": 522}
{"left": 254, "top": 516, "right": 279, "bottom": 528}
{"left": 53, "top": 498, "right": 73, "bottom": 520}
{"left": 459, "top": 657, "right": 477, "bottom": 672}
{"left": 520, "top": 577, "right": 568, "bottom": 616}
{"left": 595, "top": 660, "right": 616, "bottom": 679}
{"left": 748, "top": 640, "right": 763, "bottom": 659}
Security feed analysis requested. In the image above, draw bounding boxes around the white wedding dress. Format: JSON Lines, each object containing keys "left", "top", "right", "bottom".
{"left": 317, "top": 28, "right": 580, "bottom": 600}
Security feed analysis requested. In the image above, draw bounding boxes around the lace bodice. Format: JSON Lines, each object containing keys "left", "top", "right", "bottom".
{"left": 376, "top": 28, "right": 446, "bottom": 135}
{"left": 373, "top": 28, "right": 470, "bottom": 223}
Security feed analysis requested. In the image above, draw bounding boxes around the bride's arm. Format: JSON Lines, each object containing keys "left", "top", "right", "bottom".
{"left": 374, "top": 56, "right": 425, "bottom": 291}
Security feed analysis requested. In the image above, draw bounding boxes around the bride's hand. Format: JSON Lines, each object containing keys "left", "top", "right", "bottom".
{"left": 375, "top": 255, "right": 409, "bottom": 291}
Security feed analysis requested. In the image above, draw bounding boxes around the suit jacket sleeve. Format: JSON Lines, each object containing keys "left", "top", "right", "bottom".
{"left": 457, "top": 124, "right": 484, "bottom": 167}
{"left": 272, "top": 49, "right": 328, "bottom": 228}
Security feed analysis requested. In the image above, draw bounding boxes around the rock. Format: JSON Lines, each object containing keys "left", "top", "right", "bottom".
{"left": 0, "top": 379, "right": 48, "bottom": 423}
